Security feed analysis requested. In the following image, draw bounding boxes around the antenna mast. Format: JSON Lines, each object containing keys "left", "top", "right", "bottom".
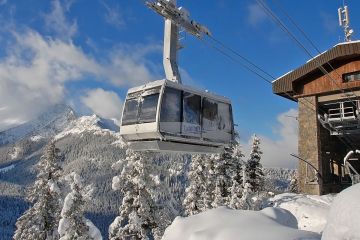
{"left": 338, "top": 5, "right": 354, "bottom": 42}
{"left": 146, "top": 0, "right": 211, "bottom": 84}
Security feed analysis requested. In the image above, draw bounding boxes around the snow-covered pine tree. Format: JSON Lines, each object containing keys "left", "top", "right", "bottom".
{"left": 288, "top": 172, "right": 299, "bottom": 193}
{"left": 212, "top": 145, "right": 235, "bottom": 208}
{"left": 109, "top": 149, "right": 158, "bottom": 240}
{"left": 238, "top": 182, "right": 252, "bottom": 210}
{"left": 202, "top": 154, "right": 216, "bottom": 210}
{"left": 183, "top": 154, "right": 206, "bottom": 216}
{"left": 14, "top": 141, "right": 63, "bottom": 240}
{"left": 229, "top": 141, "right": 245, "bottom": 209}
{"left": 245, "top": 135, "right": 265, "bottom": 193}
{"left": 58, "top": 172, "right": 102, "bottom": 240}
{"left": 148, "top": 153, "right": 179, "bottom": 240}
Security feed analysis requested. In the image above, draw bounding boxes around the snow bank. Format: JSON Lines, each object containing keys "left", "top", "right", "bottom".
{"left": 267, "top": 193, "right": 333, "bottom": 233}
{"left": 162, "top": 207, "right": 320, "bottom": 240}
{"left": 30, "top": 135, "right": 44, "bottom": 142}
{"left": 0, "top": 164, "right": 15, "bottom": 173}
{"left": 86, "top": 219, "right": 103, "bottom": 240}
{"left": 322, "top": 183, "right": 360, "bottom": 240}
{"left": 10, "top": 147, "right": 21, "bottom": 159}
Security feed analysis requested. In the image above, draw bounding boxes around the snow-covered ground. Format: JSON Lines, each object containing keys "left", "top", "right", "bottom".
{"left": 163, "top": 184, "right": 360, "bottom": 240}
{"left": 267, "top": 193, "right": 334, "bottom": 233}
{"left": 162, "top": 207, "right": 320, "bottom": 240}
{"left": 10, "top": 147, "right": 21, "bottom": 159}
{"left": 0, "top": 164, "right": 15, "bottom": 173}
{"left": 30, "top": 135, "right": 44, "bottom": 142}
{"left": 322, "top": 183, "right": 360, "bottom": 240}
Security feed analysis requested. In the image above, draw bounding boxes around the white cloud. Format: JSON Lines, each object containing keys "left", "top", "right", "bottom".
{"left": 247, "top": 2, "right": 267, "bottom": 27}
{"left": 81, "top": 88, "right": 123, "bottom": 121}
{"left": 0, "top": 0, "right": 161, "bottom": 131}
{"left": 0, "top": 28, "right": 158, "bottom": 131}
{"left": 0, "top": 0, "right": 7, "bottom": 5}
{"left": 101, "top": 1, "right": 125, "bottom": 29}
{"left": 241, "top": 109, "right": 298, "bottom": 169}
{"left": 104, "top": 43, "right": 161, "bottom": 87}
{"left": 0, "top": 30, "right": 100, "bottom": 131}
{"left": 44, "top": 0, "right": 78, "bottom": 41}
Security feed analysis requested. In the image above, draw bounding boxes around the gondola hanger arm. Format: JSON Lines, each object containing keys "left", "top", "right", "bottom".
{"left": 145, "top": 0, "right": 211, "bottom": 84}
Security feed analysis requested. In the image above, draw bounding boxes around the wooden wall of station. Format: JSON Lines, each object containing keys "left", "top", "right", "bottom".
{"left": 295, "top": 60, "right": 360, "bottom": 97}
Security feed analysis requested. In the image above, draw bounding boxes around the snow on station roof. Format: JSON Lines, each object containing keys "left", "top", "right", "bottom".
{"left": 272, "top": 41, "right": 360, "bottom": 101}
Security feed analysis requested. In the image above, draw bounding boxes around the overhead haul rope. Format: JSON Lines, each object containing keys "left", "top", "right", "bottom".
{"left": 140, "top": 0, "right": 358, "bottom": 149}
{"left": 200, "top": 36, "right": 318, "bottom": 110}
{"left": 198, "top": 4, "right": 357, "bottom": 149}
{"left": 272, "top": 0, "right": 360, "bottom": 102}
{"left": 256, "top": 0, "right": 360, "bottom": 108}
{"left": 269, "top": 0, "right": 360, "bottom": 149}
{"left": 255, "top": 0, "right": 358, "bottom": 149}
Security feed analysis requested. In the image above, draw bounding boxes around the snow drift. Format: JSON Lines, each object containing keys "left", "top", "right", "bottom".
{"left": 322, "top": 183, "right": 360, "bottom": 240}
{"left": 162, "top": 207, "right": 320, "bottom": 240}
{"left": 268, "top": 193, "right": 333, "bottom": 233}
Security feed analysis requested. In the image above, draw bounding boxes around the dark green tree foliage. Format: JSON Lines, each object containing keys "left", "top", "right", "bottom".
{"left": 14, "top": 141, "right": 63, "bottom": 240}
{"left": 213, "top": 145, "right": 235, "bottom": 208}
{"left": 245, "top": 135, "right": 265, "bottom": 193}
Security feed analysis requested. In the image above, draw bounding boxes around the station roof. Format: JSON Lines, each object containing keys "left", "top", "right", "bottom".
{"left": 272, "top": 40, "right": 360, "bottom": 100}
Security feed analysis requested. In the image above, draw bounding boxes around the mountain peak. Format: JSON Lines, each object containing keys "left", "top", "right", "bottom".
{"left": 0, "top": 104, "right": 76, "bottom": 146}
{"left": 55, "top": 114, "right": 120, "bottom": 140}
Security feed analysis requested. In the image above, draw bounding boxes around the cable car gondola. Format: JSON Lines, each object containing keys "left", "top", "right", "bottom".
{"left": 120, "top": 0, "right": 235, "bottom": 153}
{"left": 120, "top": 79, "right": 234, "bottom": 153}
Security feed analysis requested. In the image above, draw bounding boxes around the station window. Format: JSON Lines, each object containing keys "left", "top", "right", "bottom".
{"left": 343, "top": 71, "right": 360, "bottom": 83}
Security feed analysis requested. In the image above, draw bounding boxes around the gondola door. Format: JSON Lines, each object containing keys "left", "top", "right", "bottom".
{"left": 181, "top": 92, "right": 201, "bottom": 139}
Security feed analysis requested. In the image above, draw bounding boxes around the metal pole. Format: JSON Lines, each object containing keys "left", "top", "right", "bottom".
{"left": 163, "top": 18, "right": 181, "bottom": 83}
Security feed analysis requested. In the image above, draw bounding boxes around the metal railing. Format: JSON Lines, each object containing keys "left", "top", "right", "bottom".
{"left": 328, "top": 102, "right": 358, "bottom": 122}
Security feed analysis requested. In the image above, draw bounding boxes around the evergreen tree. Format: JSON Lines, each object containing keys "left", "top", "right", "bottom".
{"left": 239, "top": 182, "right": 252, "bottom": 210}
{"left": 212, "top": 145, "right": 234, "bottom": 208}
{"left": 229, "top": 142, "right": 245, "bottom": 209}
{"left": 109, "top": 149, "right": 157, "bottom": 240}
{"left": 58, "top": 172, "right": 102, "bottom": 240}
{"left": 245, "top": 135, "right": 265, "bottom": 192}
{"left": 288, "top": 172, "right": 299, "bottom": 193}
{"left": 14, "top": 141, "right": 63, "bottom": 240}
{"left": 183, "top": 154, "right": 206, "bottom": 216}
{"left": 202, "top": 154, "right": 216, "bottom": 210}
{"left": 146, "top": 153, "right": 177, "bottom": 240}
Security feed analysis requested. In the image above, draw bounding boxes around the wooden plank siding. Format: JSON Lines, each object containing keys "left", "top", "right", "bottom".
{"left": 272, "top": 41, "right": 360, "bottom": 96}
{"left": 294, "top": 60, "right": 360, "bottom": 98}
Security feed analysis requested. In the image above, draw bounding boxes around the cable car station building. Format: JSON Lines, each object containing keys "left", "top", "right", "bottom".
{"left": 273, "top": 41, "right": 360, "bottom": 195}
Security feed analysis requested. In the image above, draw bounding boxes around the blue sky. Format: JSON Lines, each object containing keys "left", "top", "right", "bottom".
{"left": 0, "top": 0, "right": 359, "bottom": 167}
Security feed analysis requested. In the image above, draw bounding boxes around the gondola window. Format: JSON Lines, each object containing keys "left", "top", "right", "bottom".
{"left": 139, "top": 93, "right": 159, "bottom": 123}
{"left": 122, "top": 98, "right": 139, "bottom": 125}
{"left": 160, "top": 87, "right": 182, "bottom": 122}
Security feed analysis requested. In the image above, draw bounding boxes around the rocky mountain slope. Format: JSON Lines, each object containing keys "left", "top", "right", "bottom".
{"left": 0, "top": 105, "right": 125, "bottom": 239}
{"left": 0, "top": 105, "right": 295, "bottom": 239}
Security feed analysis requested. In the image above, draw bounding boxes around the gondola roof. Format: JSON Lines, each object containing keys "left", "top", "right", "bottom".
{"left": 127, "top": 79, "right": 232, "bottom": 104}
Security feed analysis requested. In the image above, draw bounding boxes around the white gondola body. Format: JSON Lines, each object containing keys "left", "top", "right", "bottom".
{"left": 120, "top": 79, "right": 234, "bottom": 153}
